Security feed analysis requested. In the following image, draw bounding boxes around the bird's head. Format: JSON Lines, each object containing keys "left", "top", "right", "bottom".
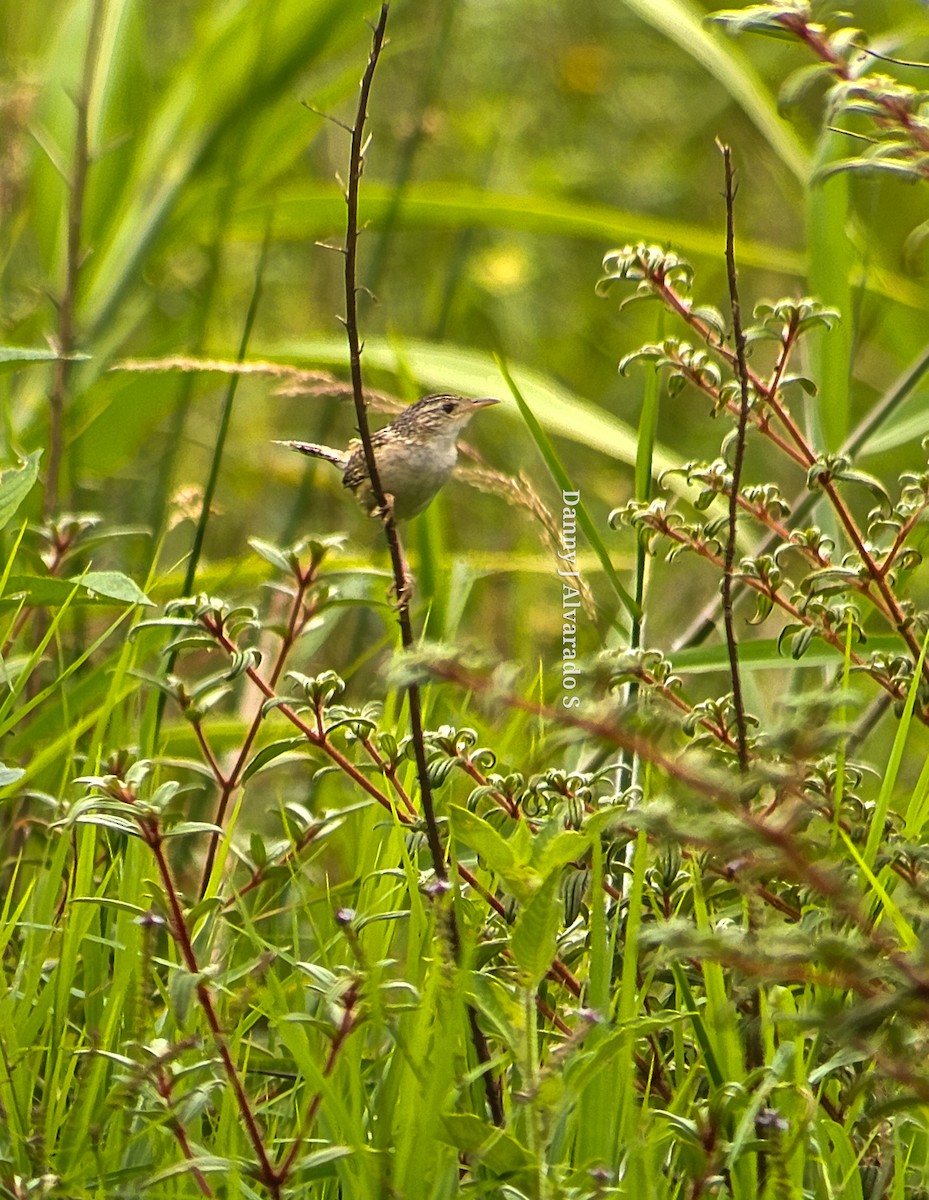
{"left": 391, "top": 393, "right": 499, "bottom": 441}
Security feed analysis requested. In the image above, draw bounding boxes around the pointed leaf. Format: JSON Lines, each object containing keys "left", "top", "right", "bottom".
{"left": 450, "top": 805, "right": 516, "bottom": 877}
{"left": 75, "top": 570, "right": 153, "bottom": 606}
{"left": 0, "top": 451, "right": 41, "bottom": 533}
{"left": 510, "top": 869, "right": 562, "bottom": 987}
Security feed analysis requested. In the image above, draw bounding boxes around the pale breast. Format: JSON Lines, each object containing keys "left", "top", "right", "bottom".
{"left": 345, "top": 433, "right": 460, "bottom": 520}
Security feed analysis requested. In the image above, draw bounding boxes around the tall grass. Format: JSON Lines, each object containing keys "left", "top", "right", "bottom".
{"left": 3, "top": 1, "right": 929, "bottom": 1197}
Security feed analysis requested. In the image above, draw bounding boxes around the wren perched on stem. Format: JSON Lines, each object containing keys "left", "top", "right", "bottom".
{"left": 277, "top": 393, "right": 499, "bottom": 521}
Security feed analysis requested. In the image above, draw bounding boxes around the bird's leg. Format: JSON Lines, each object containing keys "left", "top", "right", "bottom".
{"left": 372, "top": 492, "right": 396, "bottom": 522}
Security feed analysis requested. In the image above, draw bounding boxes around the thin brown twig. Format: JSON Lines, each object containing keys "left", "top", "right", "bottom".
{"left": 336, "top": 1, "right": 504, "bottom": 1129}
{"left": 339, "top": 5, "right": 446, "bottom": 880}
{"left": 718, "top": 143, "right": 749, "bottom": 773}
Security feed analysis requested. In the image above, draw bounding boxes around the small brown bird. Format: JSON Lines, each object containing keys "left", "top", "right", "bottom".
{"left": 277, "top": 393, "right": 499, "bottom": 521}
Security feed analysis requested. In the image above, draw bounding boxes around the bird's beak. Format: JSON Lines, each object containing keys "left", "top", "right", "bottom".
{"left": 470, "top": 397, "right": 500, "bottom": 408}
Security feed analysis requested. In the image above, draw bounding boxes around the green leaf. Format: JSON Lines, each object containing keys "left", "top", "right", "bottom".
{"left": 465, "top": 972, "right": 520, "bottom": 1046}
{"left": 0, "top": 451, "right": 41, "bottom": 533}
{"left": 439, "top": 1114, "right": 534, "bottom": 1175}
{"left": 0, "top": 764, "right": 25, "bottom": 788}
{"left": 0, "top": 575, "right": 85, "bottom": 607}
{"left": 242, "top": 738, "right": 309, "bottom": 783}
{"left": 162, "top": 821, "right": 224, "bottom": 839}
{"left": 1, "top": 569, "right": 154, "bottom": 609}
{"left": 510, "top": 869, "right": 562, "bottom": 987}
{"left": 816, "top": 157, "right": 926, "bottom": 183}
{"left": 292, "top": 1146, "right": 355, "bottom": 1180}
{"left": 74, "top": 571, "right": 153, "bottom": 606}
{"left": 450, "top": 805, "right": 517, "bottom": 878}
{"left": 249, "top": 831, "right": 267, "bottom": 869}
{"left": 72, "top": 814, "right": 142, "bottom": 837}
{"left": 534, "top": 828, "right": 590, "bottom": 875}
{"left": 145, "top": 1155, "right": 242, "bottom": 1186}
{"left": 249, "top": 537, "right": 294, "bottom": 573}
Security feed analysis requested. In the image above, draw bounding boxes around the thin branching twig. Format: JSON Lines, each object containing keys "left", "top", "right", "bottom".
{"left": 336, "top": 1, "right": 504, "bottom": 1126}
{"left": 339, "top": 5, "right": 450, "bottom": 873}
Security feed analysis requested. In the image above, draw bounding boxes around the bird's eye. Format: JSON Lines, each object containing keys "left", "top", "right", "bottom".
{"left": 442, "top": 400, "right": 456, "bottom": 414}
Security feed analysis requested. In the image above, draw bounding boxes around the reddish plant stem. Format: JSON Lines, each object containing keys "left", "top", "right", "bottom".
{"left": 777, "top": 12, "right": 929, "bottom": 156}
{"left": 639, "top": 255, "right": 929, "bottom": 690}
{"left": 733, "top": 492, "right": 829, "bottom": 569}
{"left": 154, "top": 1067, "right": 215, "bottom": 1198}
{"left": 637, "top": 671, "right": 741, "bottom": 753}
{"left": 276, "top": 983, "right": 359, "bottom": 1180}
{"left": 198, "top": 566, "right": 319, "bottom": 898}
{"left": 142, "top": 822, "right": 280, "bottom": 1194}
{"left": 879, "top": 502, "right": 929, "bottom": 577}
{"left": 765, "top": 314, "right": 799, "bottom": 398}
{"left": 639, "top": 516, "right": 898, "bottom": 692}
{"left": 224, "top": 816, "right": 329, "bottom": 907}
{"left": 359, "top": 734, "right": 417, "bottom": 815}
{"left": 453, "top": 756, "right": 521, "bottom": 818}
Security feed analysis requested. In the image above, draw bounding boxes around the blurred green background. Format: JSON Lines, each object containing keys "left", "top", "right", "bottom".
{"left": 3, "top": 0, "right": 929, "bottom": 669}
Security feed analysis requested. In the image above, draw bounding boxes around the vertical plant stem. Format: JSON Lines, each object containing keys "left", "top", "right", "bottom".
{"left": 718, "top": 142, "right": 750, "bottom": 773}
{"left": 46, "top": 0, "right": 105, "bottom": 518}
{"left": 341, "top": 3, "right": 445, "bottom": 876}
{"left": 184, "top": 223, "right": 271, "bottom": 599}
{"left": 521, "top": 983, "right": 546, "bottom": 1198}
{"left": 152, "top": 225, "right": 272, "bottom": 743}
{"left": 338, "top": 3, "right": 503, "bottom": 1125}
{"left": 145, "top": 826, "right": 280, "bottom": 1195}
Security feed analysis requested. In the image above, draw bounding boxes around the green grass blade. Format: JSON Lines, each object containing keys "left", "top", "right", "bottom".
{"left": 496, "top": 355, "right": 638, "bottom": 622}
{"left": 863, "top": 628, "right": 929, "bottom": 870}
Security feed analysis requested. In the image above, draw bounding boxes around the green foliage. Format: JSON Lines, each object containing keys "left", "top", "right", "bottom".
{"left": 7, "top": 1, "right": 929, "bottom": 1198}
